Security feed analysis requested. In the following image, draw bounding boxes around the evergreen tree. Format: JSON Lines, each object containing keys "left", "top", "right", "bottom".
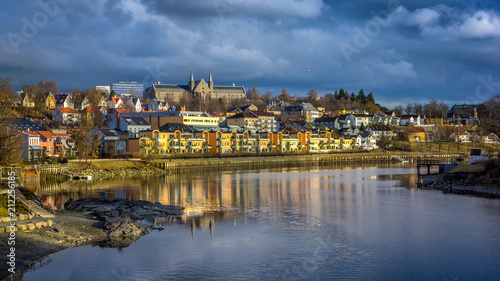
{"left": 358, "top": 89, "right": 366, "bottom": 104}
{"left": 339, "top": 88, "right": 348, "bottom": 100}
{"left": 367, "top": 92, "right": 375, "bottom": 104}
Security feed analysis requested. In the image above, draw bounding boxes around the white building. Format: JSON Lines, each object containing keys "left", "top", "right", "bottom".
{"left": 365, "top": 126, "right": 396, "bottom": 140}
{"left": 400, "top": 115, "right": 423, "bottom": 126}
{"left": 347, "top": 114, "right": 372, "bottom": 128}
{"left": 109, "top": 116, "right": 151, "bottom": 138}
{"left": 52, "top": 107, "right": 81, "bottom": 125}
{"left": 21, "top": 131, "right": 43, "bottom": 161}
{"left": 148, "top": 99, "right": 168, "bottom": 112}
{"left": 96, "top": 85, "right": 111, "bottom": 94}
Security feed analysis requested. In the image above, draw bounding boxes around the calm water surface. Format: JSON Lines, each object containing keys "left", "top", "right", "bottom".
{"left": 23, "top": 164, "right": 500, "bottom": 280}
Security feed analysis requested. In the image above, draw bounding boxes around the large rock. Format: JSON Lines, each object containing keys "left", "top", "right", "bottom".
{"left": 63, "top": 197, "right": 182, "bottom": 247}
{"left": 64, "top": 197, "right": 184, "bottom": 219}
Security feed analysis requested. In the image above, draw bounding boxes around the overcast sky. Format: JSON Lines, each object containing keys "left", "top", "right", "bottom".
{"left": 1, "top": 0, "right": 500, "bottom": 107}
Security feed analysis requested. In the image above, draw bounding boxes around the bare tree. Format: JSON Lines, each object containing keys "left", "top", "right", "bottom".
{"left": 262, "top": 91, "right": 273, "bottom": 104}
{"left": 377, "top": 136, "right": 393, "bottom": 153}
{"left": 246, "top": 85, "right": 260, "bottom": 100}
{"left": 393, "top": 105, "right": 404, "bottom": 116}
{"left": 0, "top": 77, "right": 21, "bottom": 164}
{"left": 278, "top": 88, "right": 291, "bottom": 102}
{"left": 73, "top": 117, "right": 101, "bottom": 164}
{"left": 480, "top": 94, "right": 500, "bottom": 135}
{"left": 405, "top": 103, "right": 414, "bottom": 115}
{"left": 413, "top": 102, "right": 424, "bottom": 116}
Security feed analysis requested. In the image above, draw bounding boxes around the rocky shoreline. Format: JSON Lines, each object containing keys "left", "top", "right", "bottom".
{"left": 68, "top": 161, "right": 170, "bottom": 180}
{"left": 0, "top": 196, "right": 183, "bottom": 281}
{"left": 420, "top": 174, "right": 500, "bottom": 199}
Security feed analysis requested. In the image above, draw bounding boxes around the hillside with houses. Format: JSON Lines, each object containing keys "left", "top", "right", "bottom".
{"left": 1, "top": 77, "right": 499, "bottom": 164}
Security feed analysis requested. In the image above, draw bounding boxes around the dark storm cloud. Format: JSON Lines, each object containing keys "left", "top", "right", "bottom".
{"left": 141, "top": 0, "right": 325, "bottom": 19}
{"left": 0, "top": 0, "right": 500, "bottom": 107}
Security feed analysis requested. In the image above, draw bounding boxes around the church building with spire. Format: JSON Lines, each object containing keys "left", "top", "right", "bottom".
{"left": 144, "top": 72, "right": 245, "bottom": 103}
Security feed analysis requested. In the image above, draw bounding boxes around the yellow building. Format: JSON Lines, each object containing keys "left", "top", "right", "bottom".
{"left": 44, "top": 92, "right": 56, "bottom": 110}
{"left": 205, "top": 131, "right": 233, "bottom": 154}
{"left": 332, "top": 136, "right": 356, "bottom": 150}
{"left": 139, "top": 129, "right": 361, "bottom": 157}
{"left": 406, "top": 127, "right": 427, "bottom": 142}
{"left": 226, "top": 111, "right": 277, "bottom": 132}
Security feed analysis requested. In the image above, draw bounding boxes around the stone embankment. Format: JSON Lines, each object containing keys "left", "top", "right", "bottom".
{"left": 69, "top": 162, "right": 169, "bottom": 180}
{"left": 421, "top": 174, "right": 500, "bottom": 199}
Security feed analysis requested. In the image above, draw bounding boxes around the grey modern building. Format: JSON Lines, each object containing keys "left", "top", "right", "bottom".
{"left": 110, "top": 81, "right": 144, "bottom": 96}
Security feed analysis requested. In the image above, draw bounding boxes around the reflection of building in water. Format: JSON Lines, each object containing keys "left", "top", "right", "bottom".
{"left": 34, "top": 163, "right": 417, "bottom": 228}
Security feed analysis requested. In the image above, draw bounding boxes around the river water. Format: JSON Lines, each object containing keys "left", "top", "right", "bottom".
{"left": 23, "top": 163, "right": 500, "bottom": 280}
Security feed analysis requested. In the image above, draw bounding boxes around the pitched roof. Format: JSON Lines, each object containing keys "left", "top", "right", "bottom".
{"left": 37, "top": 131, "right": 57, "bottom": 139}
{"left": 98, "top": 128, "right": 120, "bottom": 137}
{"left": 109, "top": 97, "right": 121, "bottom": 104}
{"left": 158, "top": 123, "right": 194, "bottom": 133}
{"left": 313, "top": 116, "right": 338, "bottom": 123}
{"left": 54, "top": 133, "right": 71, "bottom": 138}
{"left": 240, "top": 104, "right": 256, "bottom": 110}
{"left": 23, "top": 131, "right": 40, "bottom": 137}
{"left": 9, "top": 117, "right": 47, "bottom": 131}
{"left": 54, "top": 94, "right": 70, "bottom": 104}
{"left": 213, "top": 85, "right": 245, "bottom": 94}
{"left": 82, "top": 106, "right": 102, "bottom": 113}
{"left": 113, "top": 108, "right": 134, "bottom": 114}
{"left": 58, "top": 107, "right": 80, "bottom": 114}
{"left": 251, "top": 111, "right": 274, "bottom": 117}
{"left": 121, "top": 116, "right": 150, "bottom": 126}
{"left": 368, "top": 126, "right": 392, "bottom": 131}
{"left": 227, "top": 112, "right": 259, "bottom": 119}
{"left": 153, "top": 84, "right": 189, "bottom": 92}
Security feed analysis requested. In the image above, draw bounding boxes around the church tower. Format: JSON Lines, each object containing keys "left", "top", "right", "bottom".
{"left": 189, "top": 71, "right": 195, "bottom": 91}
{"left": 208, "top": 72, "right": 213, "bottom": 90}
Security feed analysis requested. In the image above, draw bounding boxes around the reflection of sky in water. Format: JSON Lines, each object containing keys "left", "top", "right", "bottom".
{"left": 23, "top": 165, "right": 500, "bottom": 280}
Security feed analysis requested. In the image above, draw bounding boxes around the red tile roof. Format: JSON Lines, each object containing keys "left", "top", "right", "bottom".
{"left": 110, "top": 97, "right": 120, "bottom": 104}
{"left": 37, "top": 131, "right": 57, "bottom": 138}
{"left": 58, "top": 107, "right": 80, "bottom": 114}
{"left": 114, "top": 108, "right": 133, "bottom": 114}
{"left": 23, "top": 131, "right": 40, "bottom": 136}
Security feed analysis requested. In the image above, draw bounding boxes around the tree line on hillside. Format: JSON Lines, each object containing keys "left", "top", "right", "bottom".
{"left": 391, "top": 100, "right": 449, "bottom": 118}
{"left": 244, "top": 86, "right": 385, "bottom": 114}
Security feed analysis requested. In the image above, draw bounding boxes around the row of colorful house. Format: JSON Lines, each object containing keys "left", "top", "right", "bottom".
{"left": 20, "top": 129, "right": 75, "bottom": 162}
{"left": 137, "top": 130, "right": 359, "bottom": 156}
